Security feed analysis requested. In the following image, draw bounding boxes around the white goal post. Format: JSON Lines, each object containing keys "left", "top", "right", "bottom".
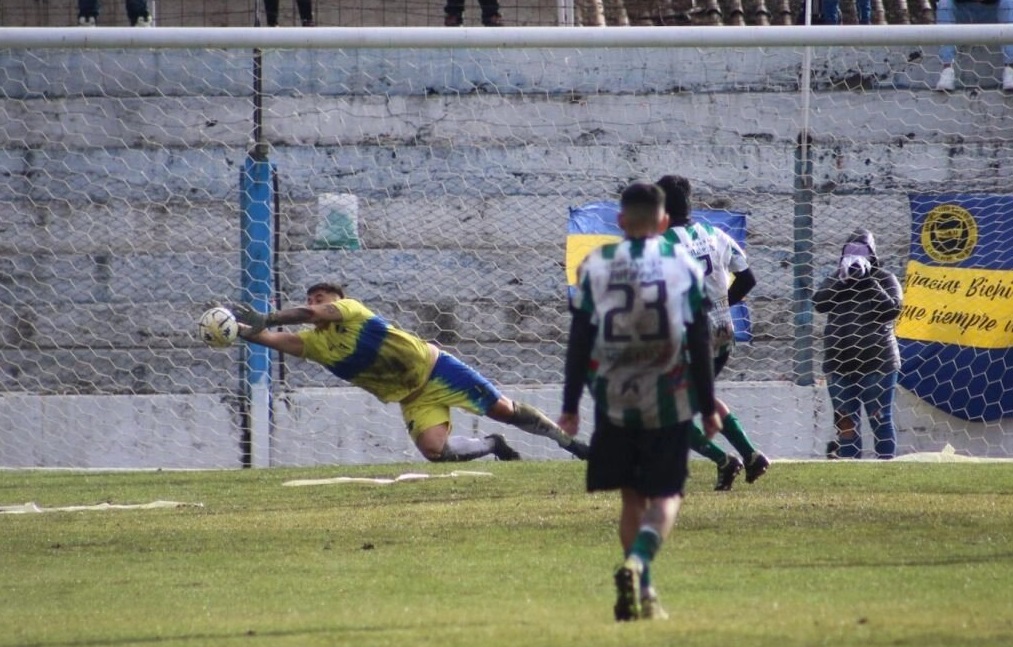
{"left": 1, "top": 25, "right": 1011, "bottom": 468}
{"left": 2, "top": 24, "right": 1013, "bottom": 48}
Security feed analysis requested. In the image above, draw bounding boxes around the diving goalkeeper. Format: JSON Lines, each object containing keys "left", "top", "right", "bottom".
{"left": 229, "top": 282, "right": 589, "bottom": 463}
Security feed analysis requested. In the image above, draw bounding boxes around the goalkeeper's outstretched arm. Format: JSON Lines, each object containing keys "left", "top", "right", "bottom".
{"left": 233, "top": 302, "right": 344, "bottom": 357}
{"left": 238, "top": 326, "right": 305, "bottom": 357}
{"left": 232, "top": 302, "right": 343, "bottom": 333}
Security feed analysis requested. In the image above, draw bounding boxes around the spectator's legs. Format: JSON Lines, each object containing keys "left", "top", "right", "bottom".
{"left": 263, "top": 0, "right": 280, "bottom": 26}
{"left": 939, "top": 2, "right": 1011, "bottom": 90}
{"left": 444, "top": 0, "right": 465, "bottom": 24}
{"left": 833, "top": 411, "right": 862, "bottom": 458}
{"left": 479, "top": 0, "right": 503, "bottom": 24}
{"left": 970, "top": 4, "right": 1013, "bottom": 87}
{"left": 603, "top": 0, "right": 630, "bottom": 24}
{"left": 78, "top": 0, "right": 100, "bottom": 22}
{"left": 939, "top": 1, "right": 988, "bottom": 64}
{"left": 259, "top": 0, "right": 310, "bottom": 26}
{"left": 296, "top": 0, "right": 313, "bottom": 25}
{"left": 624, "top": 0, "right": 656, "bottom": 24}
{"left": 576, "top": 0, "right": 607, "bottom": 25}
{"left": 936, "top": 0, "right": 957, "bottom": 66}
{"left": 1000, "top": 0, "right": 1013, "bottom": 65}
{"left": 934, "top": 0, "right": 966, "bottom": 90}
{"left": 820, "top": 0, "right": 841, "bottom": 24}
{"left": 856, "top": 0, "right": 872, "bottom": 24}
{"left": 125, "top": 0, "right": 150, "bottom": 25}
{"left": 1002, "top": 0, "right": 1013, "bottom": 89}
{"left": 862, "top": 370, "right": 897, "bottom": 459}
{"left": 827, "top": 372, "right": 863, "bottom": 459}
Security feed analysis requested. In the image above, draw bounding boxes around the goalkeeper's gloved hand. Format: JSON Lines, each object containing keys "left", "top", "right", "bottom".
{"left": 229, "top": 302, "right": 270, "bottom": 335}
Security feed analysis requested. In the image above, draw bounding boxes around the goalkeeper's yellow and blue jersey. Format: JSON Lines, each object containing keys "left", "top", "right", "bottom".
{"left": 571, "top": 236, "right": 706, "bottom": 429}
{"left": 297, "top": 299, "right": 433, "bottom": 403}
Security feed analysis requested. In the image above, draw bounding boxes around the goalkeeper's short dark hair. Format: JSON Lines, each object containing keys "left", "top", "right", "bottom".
{"left": 656, "top": 174, "right": 692, "bottom": 224}
{"left": 306, "top": 282, "right": 345, "bottom": 299}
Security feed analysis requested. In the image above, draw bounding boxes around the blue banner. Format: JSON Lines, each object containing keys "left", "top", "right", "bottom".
{"left": 566, "top": 201, "right": 752, "bottom": 342}
{"left": 897, "top": 194, "right": 1013, "bottom": 421}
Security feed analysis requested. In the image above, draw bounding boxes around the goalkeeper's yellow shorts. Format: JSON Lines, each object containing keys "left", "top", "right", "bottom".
{"left": 399, "top": 352, "right": 502, "bottom": 442}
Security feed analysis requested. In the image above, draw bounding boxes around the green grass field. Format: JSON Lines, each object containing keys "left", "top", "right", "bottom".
{"left": 2, "top": 461, "right": 1012, "bottom": 647}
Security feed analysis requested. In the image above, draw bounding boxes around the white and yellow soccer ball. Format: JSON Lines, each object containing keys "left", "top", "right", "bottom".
{"left": 198, "top": 306, "right": 239, "bottom": 348}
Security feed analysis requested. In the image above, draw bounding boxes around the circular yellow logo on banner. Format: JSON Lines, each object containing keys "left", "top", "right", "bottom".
{"left": 921, "top": 204, "right": 977, "bottom": 263}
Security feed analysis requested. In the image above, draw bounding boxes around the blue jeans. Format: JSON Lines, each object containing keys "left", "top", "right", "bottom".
{"left": 821, "top": 0, "right": 872, "bottom": 24}
{"left": 827, "top": 370, "right": 898, "bottom": 459}
{"left": 937, "top": 0, "right": 1013, "bottom": 65}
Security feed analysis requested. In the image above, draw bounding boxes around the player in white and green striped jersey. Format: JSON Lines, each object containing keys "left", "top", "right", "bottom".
{"left": 568, "top": 221, "right": 709, "bottom": 430}
{"left": 558, "top": 182, "right": 721, "bottom": 622}
{"left": 657, "top": 174, "right": 770, "bottom": 491}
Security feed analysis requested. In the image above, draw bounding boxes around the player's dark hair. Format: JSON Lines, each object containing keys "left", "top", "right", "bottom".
{"left": 656, "top": 174, "right": 692, "bottom": 224}
{"left": 306, "top": 282, "right": 345, "bottom": 299}
{"left": 621, "top": 182, "right": 664, "bottom": 209}
{"left": 620, "top": 182, "right": 665, "bottom": 226}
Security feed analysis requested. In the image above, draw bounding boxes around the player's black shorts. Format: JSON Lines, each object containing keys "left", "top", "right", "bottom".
{"left": 586, "top": 410, "right": 691, "bottom": 498}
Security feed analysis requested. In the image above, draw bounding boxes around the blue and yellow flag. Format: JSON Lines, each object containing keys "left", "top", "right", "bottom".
{"left": 897, "top": 195, "right": 1013, "bottom": 421}
{"left": 566, "top": 201, "right": 752, "bottom": 342}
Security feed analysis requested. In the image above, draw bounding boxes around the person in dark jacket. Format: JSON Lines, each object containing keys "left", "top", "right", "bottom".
{"left": 814, "top": 229, "right": 903, "bottom": 459}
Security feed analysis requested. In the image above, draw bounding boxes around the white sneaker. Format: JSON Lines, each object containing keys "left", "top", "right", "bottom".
{"left": 135, "top": 16, "right": 153, "bottom": 27}
{"left": 935, "top": 66, "right": 956, "bottom": 92}
{"left": 1003, "top": 66, "right": 1013, "bottom": 92}
{"left": 78, "top": 16, "right": 96, "bottom": 26}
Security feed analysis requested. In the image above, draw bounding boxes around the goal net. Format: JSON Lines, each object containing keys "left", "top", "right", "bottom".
{"left": 1, "top": 26, "right": 1011, "bottom": 468}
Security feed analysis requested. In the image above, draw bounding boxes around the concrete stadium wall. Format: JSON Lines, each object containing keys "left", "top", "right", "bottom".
{"left": 1, "top": 45, "right": 1011, "bottom": 467}
{"left": 1, "top": 385, "right": 1008, "bottom": 468}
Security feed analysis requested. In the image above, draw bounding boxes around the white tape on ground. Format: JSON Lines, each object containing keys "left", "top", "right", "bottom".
{"left": 282, "top": 470, "right": 494, "bottom": 487}
{"left": 0, "top": 500, "right": 204, "bottom": 514}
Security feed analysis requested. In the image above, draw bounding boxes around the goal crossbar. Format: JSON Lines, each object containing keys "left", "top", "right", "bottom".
{"left": 2, "top": 25, "right": 1013, "bottom": 50}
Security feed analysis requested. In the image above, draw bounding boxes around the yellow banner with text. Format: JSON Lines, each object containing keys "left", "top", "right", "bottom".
{"left": 896, "top": 260, "right": 1013, "bottom": 349}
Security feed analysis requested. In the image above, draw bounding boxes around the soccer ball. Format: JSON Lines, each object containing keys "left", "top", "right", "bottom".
{"left": 198, "top": 307, "right": 239, "bottom": 348}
